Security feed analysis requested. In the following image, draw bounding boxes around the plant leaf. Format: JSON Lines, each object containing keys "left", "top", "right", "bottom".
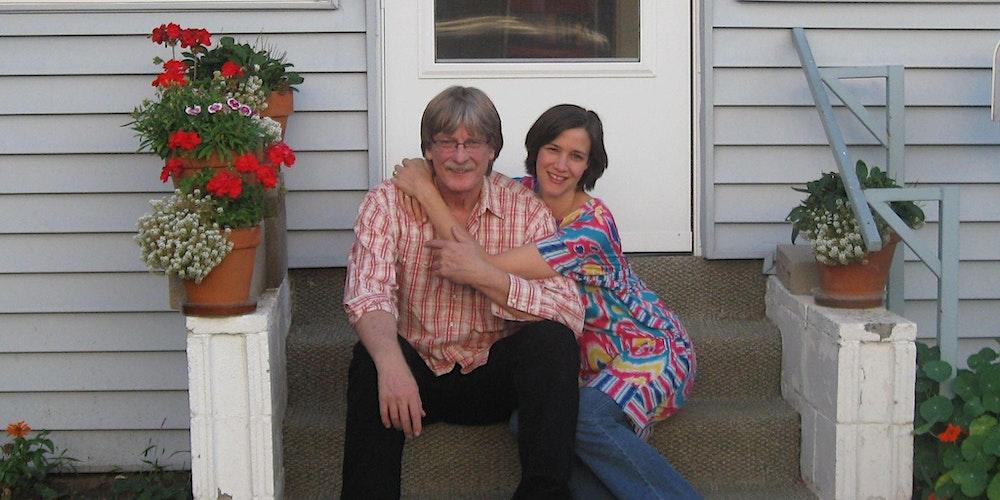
{"left": 972, "top": 415, "right": 999, "bottom": 437}
{"left": 921, "top": 395, "right": 954, "bottom": 423}
{"left": 987, "top": 472, "right": 1000, "bottom": 499}
{"left": 924, "top": 360, "right": 954, "bottom": 383}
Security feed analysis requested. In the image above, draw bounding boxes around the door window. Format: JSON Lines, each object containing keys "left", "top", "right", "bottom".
{"left": 434, "top": 0, "right": 640, "bottom": 62}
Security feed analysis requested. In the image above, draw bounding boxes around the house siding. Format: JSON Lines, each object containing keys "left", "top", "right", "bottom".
{"left": 708, "top": 0, "right": 1000, "bottom": 346}
{"left": 0, "top": 1, "right": 369, "bottom": 470}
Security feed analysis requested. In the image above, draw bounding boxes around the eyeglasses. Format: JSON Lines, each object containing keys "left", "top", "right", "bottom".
{"left": 431, "top": 138, "right": 488, "bottom": 154}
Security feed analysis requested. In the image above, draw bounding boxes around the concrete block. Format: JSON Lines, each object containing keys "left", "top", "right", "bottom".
{"left": 806, "top": 304, "right": 916, "bottom": 343}
{"left": 892, "top": 343, "right": 917, "bottom": 424}
{"left": 767, "top": 274, "right": 916, "bottom": 500}
{"left": 838, "top": 423, "right": 913, "bottom": 500}
{"left": 775, "top": 244, "right": 819, "bottom": 295}
{"left": 800, "top": 405, "right": 817, "bottom": 487}
{"left": 812, "top": 411, "right": 837, "bottom": 500}
{"left": 767, "top": 277, "right": 810, "bottom": 320}
{"left": 802, "top": 326, "right": 845, "bottom": 419}
{"left": 185, "top": 280, "right": 289, "bottom": 500}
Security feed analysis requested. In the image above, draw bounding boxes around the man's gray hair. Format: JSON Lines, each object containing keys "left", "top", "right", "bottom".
{"left": 420, "top": 86, "right": 503, "bottom": 167}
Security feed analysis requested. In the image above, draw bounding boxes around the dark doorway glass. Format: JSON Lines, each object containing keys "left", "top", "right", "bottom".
{"left": 434, "top": 0, "right": 640, "bottom": 62}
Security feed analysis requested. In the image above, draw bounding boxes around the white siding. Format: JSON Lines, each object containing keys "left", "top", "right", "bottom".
{"left": 0, "top": 0, "right": 369, "bottom": 470}
{"left": 707, "top": 0, "right": 1000, "bottom": 343}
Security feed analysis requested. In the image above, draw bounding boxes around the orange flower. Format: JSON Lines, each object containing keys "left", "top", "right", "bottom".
{"left": 937, "top": 423, "right": 962, "bottom": 443}
{"left": 6, "top": 420, "right": 31, "bottom": 438}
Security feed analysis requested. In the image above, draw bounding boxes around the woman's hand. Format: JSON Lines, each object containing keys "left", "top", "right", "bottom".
{"left": 426, "top": 227, "right": 490, "bottom": 285}
{"left": 392, "top": 158, "right": 434, "bottom": 223}
{"left": 391, "top": 158, "right": 434, "bottom": 199}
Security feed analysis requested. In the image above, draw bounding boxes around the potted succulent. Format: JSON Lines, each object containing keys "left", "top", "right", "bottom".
{"left": 786, "top": 160, "right": 925, "bottom": 308}
{"left": 131, "top": 23, "right": 297, "bottom": 315}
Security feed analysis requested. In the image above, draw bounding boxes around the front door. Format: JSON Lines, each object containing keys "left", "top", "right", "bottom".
{"left": 379, "top": 0, "right": 692, "bottom": 252}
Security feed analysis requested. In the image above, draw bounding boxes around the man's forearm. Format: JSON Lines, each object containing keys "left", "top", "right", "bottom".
{"left": 355, "top": 310, "right": 407, "bottom": 369}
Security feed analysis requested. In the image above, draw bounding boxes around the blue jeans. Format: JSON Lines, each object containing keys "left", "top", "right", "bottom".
{"left": 513, "top": 387, "right": 701, "bottom": 500}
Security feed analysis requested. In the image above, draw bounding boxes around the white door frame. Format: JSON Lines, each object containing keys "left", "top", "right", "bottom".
{"left": 365, "top": 0, "right": 704, "bottom": 256}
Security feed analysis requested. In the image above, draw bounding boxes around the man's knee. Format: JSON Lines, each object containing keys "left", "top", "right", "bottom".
{"left": 515, "top": 320, "right": 579, "bottom": 362}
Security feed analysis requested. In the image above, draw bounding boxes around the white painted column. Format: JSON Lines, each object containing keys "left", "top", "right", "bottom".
{"left": 766, "top": 277, "right": 916, "bottom": 500}
{"left": 186, "top": 278, "right": 291, "bottom": 500}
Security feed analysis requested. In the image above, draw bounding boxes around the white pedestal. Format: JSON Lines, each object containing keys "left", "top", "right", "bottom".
{"left": 185, "top": 278, "right": 291, "bottom": 500}
{"left": 766, "top": 277, "right": 916, "bottom": 500}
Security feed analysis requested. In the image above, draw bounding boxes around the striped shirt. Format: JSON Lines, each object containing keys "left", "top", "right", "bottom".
{"left": 344, "top": 173, "right": 585, "bottom": 376}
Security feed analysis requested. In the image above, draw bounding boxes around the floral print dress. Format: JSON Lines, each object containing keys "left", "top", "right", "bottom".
{"left": 520, "top": 176, "right": 697, "bottom": 436}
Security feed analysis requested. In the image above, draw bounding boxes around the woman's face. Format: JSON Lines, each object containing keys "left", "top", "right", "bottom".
{"left": 534, "top": 127, "right": 591, "bottom": 200}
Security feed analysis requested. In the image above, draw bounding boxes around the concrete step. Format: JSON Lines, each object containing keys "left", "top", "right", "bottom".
{"left": 282, "top": 260, "right": 803, "bottom": 499}
{"left": 285, "top": 316, "right": 783, "bottom": 416}
{"left": 282, "top": 397, "right": 800, "bottom": 498}
{"left": 286, "top": 257, "right": 767, "bottom": 326}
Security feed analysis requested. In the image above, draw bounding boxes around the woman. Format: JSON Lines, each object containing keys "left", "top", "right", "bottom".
{"left": 392, "top": 104, "right": 699, "bottom": 500}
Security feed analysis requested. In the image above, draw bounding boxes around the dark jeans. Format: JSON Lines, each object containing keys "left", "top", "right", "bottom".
{"left": 341, "top": 320, "right": 580, "bottom": 500}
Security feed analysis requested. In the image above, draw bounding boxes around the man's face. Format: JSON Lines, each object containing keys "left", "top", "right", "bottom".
{"left": 424, "top": 125, "right": 494, "bottom": 199}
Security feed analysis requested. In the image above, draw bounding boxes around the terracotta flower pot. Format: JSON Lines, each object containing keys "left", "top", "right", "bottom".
{"left": 170, "top": 153, "right": 231, "bottom": 187}
{"left": 262, "top": 90, "right": 294, "bottom": 139}
{"left": 814, "top": 234, "right": 900, "bottom": 309}
{"left": 182, "top": 225, "right": 262, "bottom": 317}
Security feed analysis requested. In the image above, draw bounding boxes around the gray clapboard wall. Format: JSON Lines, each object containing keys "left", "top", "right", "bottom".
{"left": 707, "top": 0, "right": 1000, "bottom": 347}
{"left": 0, "top": 1, "right": 368, "bottom": 470}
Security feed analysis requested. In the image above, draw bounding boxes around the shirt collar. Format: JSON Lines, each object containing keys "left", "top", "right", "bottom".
{"left": 473, "top": 173, "right": 505, "bottom": 220}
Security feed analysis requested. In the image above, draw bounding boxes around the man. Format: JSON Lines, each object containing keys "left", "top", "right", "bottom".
{"left": 341, "top": 86, "right": 585, "bottom": 499}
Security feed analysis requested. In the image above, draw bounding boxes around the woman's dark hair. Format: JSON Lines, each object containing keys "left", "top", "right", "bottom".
{"left": 524, "top": 104, "right": 607, "bottom": 191}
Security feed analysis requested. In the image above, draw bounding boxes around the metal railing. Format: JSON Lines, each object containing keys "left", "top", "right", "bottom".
{"left": 791, "top": 28, "right": 962, "bottom": 372}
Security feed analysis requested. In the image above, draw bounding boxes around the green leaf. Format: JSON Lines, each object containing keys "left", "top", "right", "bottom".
{"left": 921, "top": 395, "right": 955, "bottom": 423}
{"left": 984, "top": 427, "right": 1000, "bottom": 456}
{"left": 988, "top": 472, "right": 1000, "bottom": 499}
{"left": 967, "top": 397, "right": 988, "bottom": 418}
{"left": 855, "top": 160, "right": 869, "bottom": 182}
{"left": 915, "top": 421, "right": 935, "bottom": 435}
{"left": 962, "top": 467, "right": 990, "bottom": 497}
{"left": 981, "top": 367, "right": 1000, "bottom": 394}
{"left": 964, "top": 434, "right": 988, "bottom": 462}
{"left": 986, "top": 393, "right": 1000, "bottom": 413}
{"left": 945, "top": 445, "right": 965, "bottom": 468}
{"left": 956, "top": 372, "right": 981, "bottom": 401}
{"left": 972, "top": 415, "right": 999, "bottom": 436}
{"left": 924, "top": 360, "right": 954, "bottom": 383}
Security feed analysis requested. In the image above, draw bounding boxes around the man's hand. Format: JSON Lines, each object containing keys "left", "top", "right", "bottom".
{"left": 376, "top": 359, "right": 425, "bottom": 438}
{"left": 427, "top": 227, "right": 491, "bottom": 285}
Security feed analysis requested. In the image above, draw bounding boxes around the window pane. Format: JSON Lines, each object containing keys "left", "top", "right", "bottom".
{"left": 434, "top": 0, "right": 640, "bottom": 62}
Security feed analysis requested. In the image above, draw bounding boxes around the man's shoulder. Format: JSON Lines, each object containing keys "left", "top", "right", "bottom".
{"left": 488, "top": 172, "right": 546, "bottom": 210}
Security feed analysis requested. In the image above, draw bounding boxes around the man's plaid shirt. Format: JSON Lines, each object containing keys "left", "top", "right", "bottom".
{"left": 344, "top": 173, "right": 585, "bottom": 375}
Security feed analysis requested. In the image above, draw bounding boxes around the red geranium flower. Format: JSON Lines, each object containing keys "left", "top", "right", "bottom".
{"left": 938, "top": 423, "right": 962, "bottom": 443}
{"left": 152, "top": 59, "right": 188, "bottom": 87}
{"left": 167, "top": 131, "right": 201, "bottom": 151}
{"left": 207, "top": 170, "right": 243, "bottom": 199}
{"left": 255, "top": 165, "right": 278, "bottom": 189}
{"left": 151, "top": 25, "right": 168, "bottom": 44}
{"left": 266, "top": 142, "right": 296, "bottom": 168}
{"left": 6, "top": 421, "right": 31, "bottom": 439}
{"left": 233, "top": 153, "right": 260, "bottom": 173}
{"left": 179, "top": 28, "right": 211, "bottom": 49}
{"left": 220, "top": 61, "right": 245, "bottom": 78}
{"left": 160, "top": 158, "right": 185, "bottom": 182}
{"left": 165, "top": 23, "right": 182, "bottom": 40}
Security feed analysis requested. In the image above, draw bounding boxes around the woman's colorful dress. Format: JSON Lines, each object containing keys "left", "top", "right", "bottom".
{"left": 520, "top": 176, "right": 697, "bottom": 436}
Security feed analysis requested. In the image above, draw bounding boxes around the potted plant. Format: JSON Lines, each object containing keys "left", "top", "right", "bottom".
{"left": 135, "top": 145, "right": 294, "bottom": 316}
{"left": 131, "top": 23, "right": 297, "bottom": 316}
{"left": 786, "top": 160, "right": 925, "bottom": 308}
{"left": 186, "top": 35, "right": 304, "bottom": 138}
